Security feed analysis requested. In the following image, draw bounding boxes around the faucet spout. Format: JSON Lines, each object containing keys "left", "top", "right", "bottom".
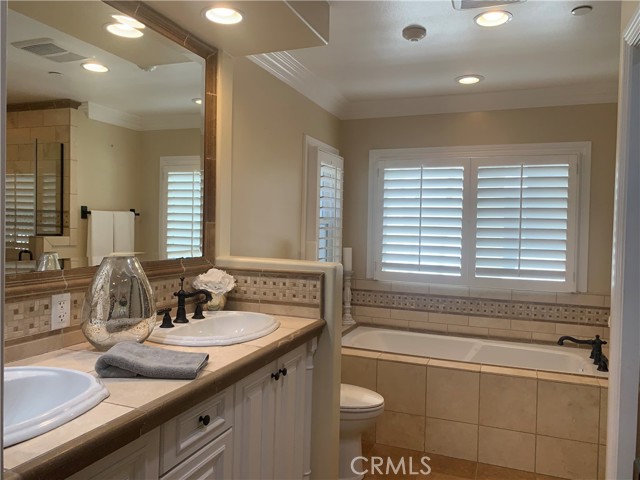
{"left": 173, "top": 277, "right": 212, "bottom": 323}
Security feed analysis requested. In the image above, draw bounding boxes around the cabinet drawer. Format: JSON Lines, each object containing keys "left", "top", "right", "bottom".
{"left": 160, "top": 428, "right": 233, "bottom": 480}
{"left": 161, "top": 387, "right": 234, "bottom": 474}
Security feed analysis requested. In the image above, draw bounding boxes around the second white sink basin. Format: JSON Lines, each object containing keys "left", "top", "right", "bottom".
{"left": 4, "top": 366, "right": 110, "bottom": 447}
{"left": 147, "top": 311, "right": 280, "bottom": 347}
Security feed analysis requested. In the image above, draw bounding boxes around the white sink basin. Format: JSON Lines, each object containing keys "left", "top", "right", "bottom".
{"left": 147, "top": 311, "right": 280, "bottom": 346}
{"left": 4, "top": 367, "right": 110, "bottom": 447}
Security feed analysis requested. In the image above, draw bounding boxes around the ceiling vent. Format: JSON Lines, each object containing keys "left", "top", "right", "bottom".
{"left": 452, "top": 0, "right": 525, "bottom": 10}
{"left": 11, "top": 38, "right": 87, "bottom": 63}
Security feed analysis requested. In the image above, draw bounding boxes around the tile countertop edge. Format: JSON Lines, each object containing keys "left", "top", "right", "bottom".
{"left": 7, "top": 318, "right": 326, "bottom": 480}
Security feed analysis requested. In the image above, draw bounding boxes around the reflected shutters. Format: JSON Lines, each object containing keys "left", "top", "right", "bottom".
{"left": 5, "top": 173, "right": 36, "bottom": 250}
{"left": 165, "top": 170, "right": 203, "bottom": 259}
{"left": 381, "top": 166, "right": 464, "bottom": 276}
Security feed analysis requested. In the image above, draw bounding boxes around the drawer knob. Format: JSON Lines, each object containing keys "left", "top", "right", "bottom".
{"left": 271, "top": 371, "right": 280, "bottom": 381}
{"left": 279, "top": 367, "right": 288, "bottom": 377}
{"left": 199, "top": 414, "right": 211, "bottom": 426}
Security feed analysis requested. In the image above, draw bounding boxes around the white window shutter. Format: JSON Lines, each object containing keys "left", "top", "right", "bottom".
{"left": 379, "top": 164, "right": 465, "bottom": 276}
{"left": 5, "top": 173, "right": 36, "bottom": 250}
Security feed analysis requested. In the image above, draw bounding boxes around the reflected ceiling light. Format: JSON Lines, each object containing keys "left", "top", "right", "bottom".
{"left": 82, "top": 62, "right": 109, "bottom": 73}
{"left": 204, "top": 7, "right": 243, "bottom": 25}
{"left": 111, "top": 15, "right": 146, "bottom": 29}
{"left": 106, "top": 23, "right": 144, "bottom": 38}
{"left": 474, "top": 10, "right": 512, "bottom": 27}
{"left": 456, "top": 74, "right": 484, "bottom": 85}
{"left": 193, "top": 98, "right": 203, "bottom": 105}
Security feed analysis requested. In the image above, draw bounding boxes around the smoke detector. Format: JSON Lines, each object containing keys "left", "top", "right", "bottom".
{"left": 402, "top": 25, "right": 427, "bottom": 42}
{"left": 12, "top": 38, "right": 87, "bottom": 63}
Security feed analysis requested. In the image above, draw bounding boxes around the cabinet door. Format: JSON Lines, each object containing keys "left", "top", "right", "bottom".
{"left": 273, "top": 343, "right": 307, "bottom": 480}
{"left": 160, "top": 428, "right": 233, "bottom": 480}
{"left": 233, "top": 360, "right": 278, "bottom": 480}
{"left": 67, "top": 429, "right": 160, "bottom": 480}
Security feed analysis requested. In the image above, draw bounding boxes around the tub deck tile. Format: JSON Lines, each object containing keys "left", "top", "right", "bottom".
{"left": 378, "top": 352, "right": 429, "bottom": 366}
{"left": 429, "top": 358, "right": 481, "bottom": 372}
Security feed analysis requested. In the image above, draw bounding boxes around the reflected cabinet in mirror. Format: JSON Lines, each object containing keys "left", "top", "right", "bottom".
{"left": 5, "top": 0, "right": 215, "bottom": 277}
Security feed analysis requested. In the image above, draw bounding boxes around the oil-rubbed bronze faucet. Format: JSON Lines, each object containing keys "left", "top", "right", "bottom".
{"left": 557, "top": 335, "right": 608, "bottom": 372}
{"left": 173, "top": 277, "right": 212, "bottom": 323}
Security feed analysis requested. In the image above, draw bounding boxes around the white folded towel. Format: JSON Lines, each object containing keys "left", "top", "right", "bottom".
{"left": 88, "top": 211, "right": 114, "bottom": 266}
{"left": 113, "top": 211, "right": 135, "bottom": 254}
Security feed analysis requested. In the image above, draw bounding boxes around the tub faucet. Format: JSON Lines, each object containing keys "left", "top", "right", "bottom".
{"left": 557, "top": 335, "right": 608, "bottom": 372}
{"left": 18, "top": 249, "right": 33, "bottom": 261}
{"left": 173, "top": 277, "right": 212, "bottom": 324}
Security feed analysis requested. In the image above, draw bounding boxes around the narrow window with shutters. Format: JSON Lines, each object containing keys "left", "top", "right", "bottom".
{"left": 5, "top": 173, "right": 36, "bottom": 252}
{"left": 159, "top": 157, "right": 203, "bottom": 260}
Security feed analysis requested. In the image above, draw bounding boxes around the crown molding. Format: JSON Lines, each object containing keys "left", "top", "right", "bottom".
{"left": 249, "top": 51, "right": 348, "bottom": 118}
{"left": 251, "top": 53, "right": 618, "bottom": 120}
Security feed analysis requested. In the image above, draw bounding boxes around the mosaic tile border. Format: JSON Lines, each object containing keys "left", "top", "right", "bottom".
{"left": 352, "top": 289, "right": 610, "bottom": 325}
{"left": 226, "top": 269, "right": 323, "bottom": 307}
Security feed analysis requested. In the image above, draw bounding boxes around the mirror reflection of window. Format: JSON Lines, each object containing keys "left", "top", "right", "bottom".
{"left": 159, "top": 156, "right": 203, "bottom": 260}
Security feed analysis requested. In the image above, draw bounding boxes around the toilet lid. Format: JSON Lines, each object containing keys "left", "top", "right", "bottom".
{"left": 340, "top": 383, "right": 384, "bottom": 410}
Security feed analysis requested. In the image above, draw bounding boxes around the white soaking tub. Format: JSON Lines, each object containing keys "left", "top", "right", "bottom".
{"left": 342, "top": 326, "right": 605, "bottom": 376}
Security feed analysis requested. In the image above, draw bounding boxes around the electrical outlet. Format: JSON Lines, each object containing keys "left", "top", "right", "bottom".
{"left": 51, "top": 293, "right": 71, "bottom": 330}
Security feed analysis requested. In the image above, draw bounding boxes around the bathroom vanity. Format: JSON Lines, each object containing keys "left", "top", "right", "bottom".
{"left": 3, "top": 315, "right": 324, "bottom": 480}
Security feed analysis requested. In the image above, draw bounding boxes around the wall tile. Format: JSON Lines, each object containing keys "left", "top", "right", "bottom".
{"left": 427, "top": 366, "right": 479, "bottom": 424}
{"left": 488, "top": 329, "right": 532, "bottom": 341}
{"left": 557, "top": 293, "right": 605, "bottom": 307}
{"left": 17, "top": 110, "right": 44, "bottom": 127}
{"left": 478, "top": 426, "right": 535, "bottom": 472}
{"left": 512, "top": 291, "right": 557, "bottom": 303}
{"left": 390, "top": 309, "right": 428, "bottom": 323}
{"left": 447, "top": 325, "right": 489, "bottom": 337}
{"left": 425, "top": 418, "right": 478, "bottom": 462}
{"left": 429, "top": 313, "right": 468, "bottom": 326}
{"left": 598, "top": 445, "right": 606, "bottom": 480}
{"left": 341, "top": 355, "right": 377, "bottom": 391}
{"left": 469, "top": 316, "right": 510, "bottom": 329}
{"left": 535, "top": 435, "right": 598, "bottom": 480}
{"left": 479, "top": 373, "right": 536, "bottom": 433}
{"left": 377, "top": 411, "right": 425, "bottom": 451}
{"left": 537, "top": 380, "right": 600, "bottom": 443}
{"left": 510, "top": 319, "right": 556, "bottom": 333}
{"left": 377, "top": 359, "right": 426, "bottom": 415}
{"left": 599, "top": 388, "right": 607, "bottom": 445}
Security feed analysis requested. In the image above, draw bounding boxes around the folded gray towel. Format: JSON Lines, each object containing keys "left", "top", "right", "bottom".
{"left": 95, "top": 342, "right": 209, "bottom": 380}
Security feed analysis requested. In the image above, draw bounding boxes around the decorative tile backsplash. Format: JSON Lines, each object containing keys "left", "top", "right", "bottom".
{"left": 351, "top": 289, "right": 610, "bottom": 325}
{"left": 227, "top": 269, "right": 322, "bottom": 307}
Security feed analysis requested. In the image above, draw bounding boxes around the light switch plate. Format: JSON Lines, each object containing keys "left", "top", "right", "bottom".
{"left": 51, "top": 293, "right": 71, "bottom": 330}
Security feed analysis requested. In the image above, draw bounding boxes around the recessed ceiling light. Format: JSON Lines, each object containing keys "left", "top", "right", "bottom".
{"left": 82, "top": 62, "right": 109, "bottom": 73}
{"left": 571, "top": 5, "right": 593, "bottom": 16}
{"left": 193, "top": 98, "right": 203, "bottom": 105}
{"left": 204, "top": 7, "right": 243, "bottom": 25}
{"left": 474, "top": 10, "right": 512, "bottom": 27}
{"left": 456, "top": 74, "right": 484, "bottom": 85}
{"left": 106, "top": 23, "right": 144, "bottom": 38}
{"left": 111, "top": 15, "right": 145, "bottom": 29}
{"left": 402, "top": 24, "right": 427, "bottom": 42}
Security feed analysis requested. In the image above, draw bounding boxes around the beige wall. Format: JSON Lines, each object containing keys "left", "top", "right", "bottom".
{"left": 77, "top": 113, "right": 202, "bottom": 262}
{"left": 229, "top": 57, "right": 341, "bottom": 259}
{"left": 341, "top": 103, "right": 618, "bottom": 295}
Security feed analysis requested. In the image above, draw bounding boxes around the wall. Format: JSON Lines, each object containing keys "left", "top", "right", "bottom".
{"left": 228, "top": 57, "right": 341, "bottom": 259}
{"left": 341, "top": 103, "right": 618, "bottom": 296}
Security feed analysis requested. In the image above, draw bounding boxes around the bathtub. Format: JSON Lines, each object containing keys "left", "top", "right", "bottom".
{"left": 342, "top": 326, "right": 605, "bottom": 376}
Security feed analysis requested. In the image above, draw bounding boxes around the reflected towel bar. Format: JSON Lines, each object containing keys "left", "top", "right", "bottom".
{"left": 81, "top": 206, "right": 141, "bottom": 219}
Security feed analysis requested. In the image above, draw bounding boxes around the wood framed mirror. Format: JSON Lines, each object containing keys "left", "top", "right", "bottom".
{"left": 5, "top": 0, "right": 217, "bottom": 299}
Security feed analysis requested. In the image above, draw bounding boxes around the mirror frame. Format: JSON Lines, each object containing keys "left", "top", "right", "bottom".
{"left": 5, "top": 1, "right": 218, "bottom": 299}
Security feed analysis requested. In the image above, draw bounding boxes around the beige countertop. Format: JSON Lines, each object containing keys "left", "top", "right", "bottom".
{"left": 3, "top": 315, "right": 325, "bottom": 480}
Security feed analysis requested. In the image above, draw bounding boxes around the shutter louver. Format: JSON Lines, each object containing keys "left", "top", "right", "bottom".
{"left": 166, "top": 170, "right": 202, "bottom": 259}
{"left": 381, "top": 166, "right": 464, "bottom": 276}
{"left": 5, "top": 173, "right": 36, "bottom": 251}
{"left": 475, "top": 163, "right": 570, "bottom": 282}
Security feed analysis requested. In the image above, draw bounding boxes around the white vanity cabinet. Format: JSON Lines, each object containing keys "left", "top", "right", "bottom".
{"left": 233, "top": 343, "right": 310, "bottom": 480}
{"left": 65, "top": 340, "right": 315, "bottom": 480}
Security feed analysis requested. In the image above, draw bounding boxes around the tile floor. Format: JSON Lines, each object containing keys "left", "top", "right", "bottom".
{"left": 362, "top": 444, "right": 564, "bottom": 480}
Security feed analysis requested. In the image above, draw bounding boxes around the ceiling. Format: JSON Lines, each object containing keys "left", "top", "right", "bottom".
{"left": 251, "top": 0, "right": 622, "bottom": 119}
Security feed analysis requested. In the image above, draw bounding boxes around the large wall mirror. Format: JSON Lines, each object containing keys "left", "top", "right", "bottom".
{"left": 5, "top": 1, "right": 215, "bottom": 279}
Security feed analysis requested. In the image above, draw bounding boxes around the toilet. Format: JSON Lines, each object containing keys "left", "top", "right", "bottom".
{"left": 339, "top": 383, "right": 385, "bottom": 480}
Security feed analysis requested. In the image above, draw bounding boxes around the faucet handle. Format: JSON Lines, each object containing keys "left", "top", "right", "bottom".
{"left": 157, "top": 308, "right": 174, "bottom": 328}
{"left": 192, "top": 302, "right": 207, "bottom": 320}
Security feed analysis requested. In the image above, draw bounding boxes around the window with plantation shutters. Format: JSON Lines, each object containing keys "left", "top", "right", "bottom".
{"left": 159, "top": 157, "right": 203, "bottom": 260}
{"left": 305, "top": 144, "right": 344, "bottom": 263}
{"left": 369, "top": 144, "right": 589, "bottom": 292}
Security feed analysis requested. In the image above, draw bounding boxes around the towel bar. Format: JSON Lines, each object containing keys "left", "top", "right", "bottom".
{"left": 81, "top": 206, "right": 140, "bottom": 219}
